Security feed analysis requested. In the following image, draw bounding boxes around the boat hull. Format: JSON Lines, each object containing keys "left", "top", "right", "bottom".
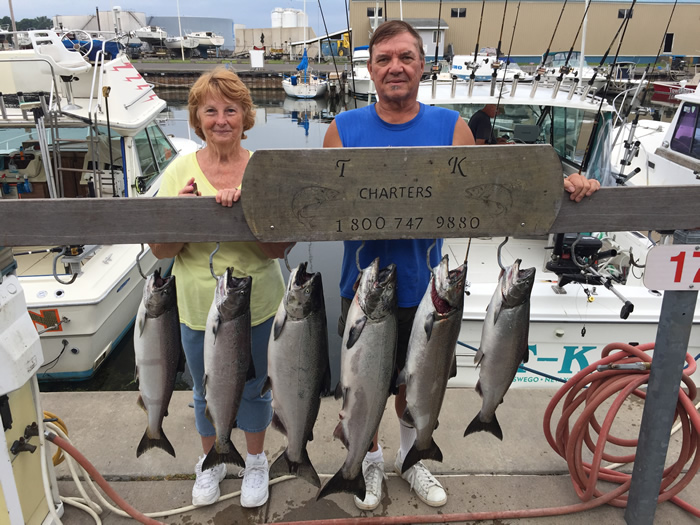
{"left": 282, "top": 77, "right": 328, "bottom": 99}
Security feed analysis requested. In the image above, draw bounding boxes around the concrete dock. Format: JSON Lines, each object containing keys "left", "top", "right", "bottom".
{"left": 40, "top": 388, "right": 700, "bottom": 524}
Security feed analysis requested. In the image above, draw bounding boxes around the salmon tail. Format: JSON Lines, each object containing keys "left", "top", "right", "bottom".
{"left": 316, "top": 469, "right": 366, "bottom": 501}
{"left": 401, "top": 439, "right": 443, "bottom": 474}
{"left": 270, "top": 448, "right": 321, "bottom": 488}
{"left": 464, "top": 412, "right": 503, "bottom": 440}
{"left": 136, "top": 427, "right": 176, "bottom": 458}
{"left": 202, "top": 439, "right": 245, "bottom": 471}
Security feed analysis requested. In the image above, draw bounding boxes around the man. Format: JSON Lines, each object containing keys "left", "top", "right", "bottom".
{"left": 468, "top": 104, "right": 500, "bottom": 145}
{"left": 323, "top": 20, "right": 599, "bottom": 512}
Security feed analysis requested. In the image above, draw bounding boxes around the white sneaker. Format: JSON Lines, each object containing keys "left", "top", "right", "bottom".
{"left": 192, "top": 455, "right": 226, "bottom": 507}
{"left": 395, "top": 452, "right": 447, "bottom": 507}
{"left": 239, "top": 454, "right": 269, "bottom": 508}
{"left": 353, "top": 457, "right": 386, "bottom": 511}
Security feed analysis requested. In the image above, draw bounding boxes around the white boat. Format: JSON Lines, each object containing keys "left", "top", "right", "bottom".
{"left": 133, "top": 26, "right": 168, "bottom": 46}
{"left": 186, "top": 31, "right": 224, "bottom": 58}
{"left": 611, "top": 85, "right": 700, "bottom": 187}
{"left": 540, "top": 51, "right": 606, "bottom": 91}
{"left": 347, "top": 47, "right": 375, "bottom": 99}
{"left": 165, "top": 35, "right": 199, "bottom": 58}
{"left": 418, "top": 77, "right": 700, "bottom": 389}
{"left": 282, "top": 48, "right": 328, "bottom": 99}
{"left": 0, "top": 30, "right": 197, "bottom": 381}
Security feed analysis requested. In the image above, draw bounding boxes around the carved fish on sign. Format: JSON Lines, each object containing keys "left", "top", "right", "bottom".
{"left": 291, "top": 186, "right": 341, "bottom": 229}
{"left": 464, "top": 184, "right": 514, "bottom": 216}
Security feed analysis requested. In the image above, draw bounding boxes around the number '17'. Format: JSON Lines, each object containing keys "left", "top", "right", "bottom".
{"left": 669, "top": 251, "right": 700, "bottom": 283}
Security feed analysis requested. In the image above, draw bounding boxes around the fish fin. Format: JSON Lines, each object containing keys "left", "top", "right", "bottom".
{"left": 202, "top": 439, "right": 245, "bottom": 471}
{"left": 493, "top": 302, "right": 504, "bottom": 324}
{"left": 262, "top": 376, "right": 272, "bottom": 396}
{"left": 270, "top": 448, "right": 321, "bottom": 488}
{"left": 316, "top": 468, "right": 366, "bottom": 502}
{"left": 176, "top": 345, "right": 186, "bottom": 374}
{"left": 464, "top": 412, "right": 503, "bottom": 440}
{"left": 205, "top": 405, "right": 214, "bottom": 426}
{"left": 521, "top": 343, "right": 530, "bottom": 364}
{"left": 346, "top": 316, "right": 367, "bottom": 349}
{"left": 396, "top": 369, "right": 407, "bottom": 388}
{"left": 334, "top": 382, "right": 344, "bottom": 400}
{"left": 137, "top": 312, "right": 147, "bottom": 338}
{"left": 474, "top": 348, "right": 484, "bottom": 366}
{"left": 402, "top": 439, "right": 443, "bottom": 474}
{"left": 434, "top": 419, "right": 440, "bottom": 431}
{"left": 136, "top": 427, "right": 176, "bottom": 458}
{"left": 333, "top": 421, "right": 349, "bottom": 448}
{"left": 449, "top": 352, "right": 458, "bottom": 379}
{"left": 211, "top": 314, "right": 221, "bottom": 339}
{"left": 137, "top": 395, "right": 146, "bottom": 413}
{"left": 246, "top": 357, "right": 257, "bottom": 381}
{"left": 272, "top": 308, "right": 287, "bottom": 340}
{"left": 475, "top": 380, "right": 483, "bottom": 398}
{"left": 424, "top": 313, "right": 435, "bottom": 340}
{"left": 271, "top": 412, "right": 287, "bottom": 436}
{"left": 401, "top": 408, "right": 416, "bottom": 427}
{"left": 309, "top": 429, "right": 314, "bottom": 442}
{"left": 320, "top": 362, "right": 333, "bottom": 397}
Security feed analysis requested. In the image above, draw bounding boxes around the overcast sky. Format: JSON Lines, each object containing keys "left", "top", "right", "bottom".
{"left": 8, "top": 0, "right": 351, "bottom": 36}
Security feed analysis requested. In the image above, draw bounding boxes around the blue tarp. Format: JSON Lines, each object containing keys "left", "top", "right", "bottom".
{"left": 62, "top": 40, "right": 122, "bottom": 61}
{"left": 296, "top": 48, "right": 309, "bottom": 72}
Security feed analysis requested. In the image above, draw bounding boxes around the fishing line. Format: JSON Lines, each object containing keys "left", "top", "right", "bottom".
{"left": 316, "top": 1, "right": 342, "bottom": 102}
{"left": 342, "top": 0, "right": 358, "bottom": 110}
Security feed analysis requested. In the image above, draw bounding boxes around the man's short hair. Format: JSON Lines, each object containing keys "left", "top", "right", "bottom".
{"left": 369, "top": 20, "right": 425, "bottom": 61}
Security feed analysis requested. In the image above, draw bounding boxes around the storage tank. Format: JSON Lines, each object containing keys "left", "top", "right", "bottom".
{"left": 296, "top": 10, "right": 308, "bottom": 28}
{"left": 271, "top": 8, "right": 283, "bottom": 29}
{"left": 282, "top": 8, "right": 297, "bottom": 28}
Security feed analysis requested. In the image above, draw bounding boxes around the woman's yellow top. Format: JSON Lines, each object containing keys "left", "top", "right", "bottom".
{"left": 156, "top": 151, "right": 284, "bottom": 330}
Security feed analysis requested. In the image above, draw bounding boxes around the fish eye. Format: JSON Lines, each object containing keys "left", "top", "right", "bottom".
{"left": 305, "top": 288, "right": 311, "bottom": 294}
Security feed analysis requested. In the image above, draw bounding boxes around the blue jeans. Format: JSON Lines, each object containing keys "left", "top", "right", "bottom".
{"left": 181, "top": 318, "right": 273, "bottom": 436}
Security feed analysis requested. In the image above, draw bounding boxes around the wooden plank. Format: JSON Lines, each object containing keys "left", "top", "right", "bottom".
{"left": 1, "top": 148, "right": 700, "bottom": 246}
{"left": 551, "top": 186, "right": 700, "bottom": 233}
{"left": 0, "top": 196, "right": 256, "bottom": 246}
{"left": 242, "top": 145, "right": 565, "bottom": 242}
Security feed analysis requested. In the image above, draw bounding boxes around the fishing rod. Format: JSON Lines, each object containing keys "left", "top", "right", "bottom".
{"left": 495, "top": 0, "right": 509, "bottom": 62}
{"left": 433, "top": 0, "right": 444, "bottom": 69}
{"left": 537, "top": 0, "right": 569, "bottom": 73}
{"left": 341, "top": 0, "right": 358, "bottom": 110}
{"left": 581, "top": 0, "right": 637, "bottom": 100}
{"left": 612, "top": 0, "right": 678, "bottom": 182}
{"left": 492, "top": 1, "right": 521, "bottom": 134}
{"left": 472, "top": 0, "right": 485, "bottom": 63}
{"left": 559, "top": 0, "right": 594, "bottom": 77}
{"left": 580, "top": 0, "right": 637, "bottom": 176}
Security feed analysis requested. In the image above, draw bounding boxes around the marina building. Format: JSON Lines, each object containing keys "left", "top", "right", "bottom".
{"left": 347, "top": 0, "right": 700, "bottom": 64}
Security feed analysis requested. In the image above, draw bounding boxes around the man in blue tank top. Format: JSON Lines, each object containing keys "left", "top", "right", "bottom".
{"left": 323, "top": 20, "right": 600, "bottom": 512}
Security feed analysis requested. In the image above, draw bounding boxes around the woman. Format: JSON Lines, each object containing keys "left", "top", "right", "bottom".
{"left": 149, "top": 68, "right": 289, "bottom": 508}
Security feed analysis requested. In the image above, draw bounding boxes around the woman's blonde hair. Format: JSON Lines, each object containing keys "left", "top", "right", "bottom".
{"left": 188, "top": 68, "right": 256, "bottom": 141}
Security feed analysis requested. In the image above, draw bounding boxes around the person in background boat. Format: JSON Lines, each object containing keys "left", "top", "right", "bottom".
{"left": 149, "top": 68, "right": 291, "bottom": 509}
{"left": 468, "top": 104, "right": 508, "bottom": 145}
{"left": 323, "top": 20, "right": 601, "bottom": 513}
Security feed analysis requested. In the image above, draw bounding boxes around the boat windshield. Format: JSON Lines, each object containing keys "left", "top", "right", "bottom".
{"left": 545, "top": 52, "right": 590, "bottom": 69}
{"left": 670, "top": 102, "right": 700, "bottom": 160}
{"left": 435, "top": 103, "right": 610, "bottom": 179}
{"left": 133, "top": 122, "right": 177, "bottom": 193}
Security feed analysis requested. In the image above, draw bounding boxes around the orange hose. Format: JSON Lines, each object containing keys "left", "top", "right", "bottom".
{"left": 543, "top": 342, "right": 700, "bottom": 515}
{"left": 271, "top": 342, "right": 700, "bottom": 525}
{"left": 45, "top": 432, "right": 166, "bottom": 525}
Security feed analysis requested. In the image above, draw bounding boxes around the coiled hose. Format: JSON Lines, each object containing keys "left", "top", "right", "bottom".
{"left": 543, "top": 341, "right": 700, "bottom": 517}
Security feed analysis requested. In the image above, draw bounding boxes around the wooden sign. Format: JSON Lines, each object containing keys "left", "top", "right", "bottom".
{"left": 242, "top": 145, "right": 564, "bottom": 242}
